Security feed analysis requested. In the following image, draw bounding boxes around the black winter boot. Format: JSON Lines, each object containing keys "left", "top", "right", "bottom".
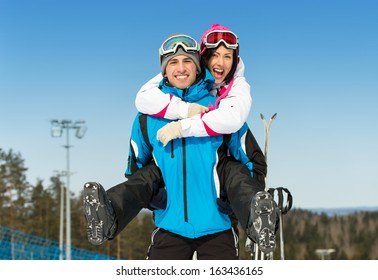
{"left": 246, "top": 191, "right": 277, "bottom": 253}
{"left": 83, "top": 182, "right": 116, "bottom": 245}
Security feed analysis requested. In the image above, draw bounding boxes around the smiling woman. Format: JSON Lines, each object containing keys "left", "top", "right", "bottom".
{"left": 199, "top": 25, "right": 239, "bottom": 86}
{"left": 204, "top": 45, "right": 234, "bottom": 85}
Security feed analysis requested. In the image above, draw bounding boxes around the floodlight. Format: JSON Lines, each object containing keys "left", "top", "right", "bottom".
{"left": 51, "top": 120, "right": 63, "bottom": 137}
{"left": 75, "top": 125, "right": 87, "bottom": 139}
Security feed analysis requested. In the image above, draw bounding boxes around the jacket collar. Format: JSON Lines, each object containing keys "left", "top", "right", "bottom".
{"left": 159, "top": 69, "right": 214, "bottom": 102}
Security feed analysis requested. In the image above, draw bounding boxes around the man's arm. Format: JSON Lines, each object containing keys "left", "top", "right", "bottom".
{"left": 125, "top": 114, "right": 154, "bottom": 176}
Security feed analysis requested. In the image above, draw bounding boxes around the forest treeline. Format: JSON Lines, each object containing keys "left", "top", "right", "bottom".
{"left": 1, "top": 148, "right": 377, "bottom": 260}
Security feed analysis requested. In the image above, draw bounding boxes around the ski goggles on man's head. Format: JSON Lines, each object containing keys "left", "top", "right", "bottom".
{"left": 202, "top": 30, "right": 239, "bottom": 50}
{"left": 159, "top": 34, "right": 199, "bottom": 57}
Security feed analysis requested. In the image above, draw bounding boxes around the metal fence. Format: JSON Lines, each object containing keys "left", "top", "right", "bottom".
{"left": 0, "top": 226, "right": 117, "bottom": 260}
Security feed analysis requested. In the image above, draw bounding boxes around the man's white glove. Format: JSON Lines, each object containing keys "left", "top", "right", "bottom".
{"left": 187, "top": 103, "right": 208, "bottom": 118}
{"left": 157, "top": 121, "right": 183, "bottom": 147}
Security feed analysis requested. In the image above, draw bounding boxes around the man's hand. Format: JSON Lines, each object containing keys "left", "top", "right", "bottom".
{"left": 187, "top": 103, "right": 208, "bottom": 118}
{"left": 157, "top": 121, "right": 183, "bottom": 147}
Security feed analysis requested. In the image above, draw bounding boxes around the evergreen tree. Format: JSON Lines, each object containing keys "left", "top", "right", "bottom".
{"left": 0, "top": 148, "right": 31, "bottom": 231}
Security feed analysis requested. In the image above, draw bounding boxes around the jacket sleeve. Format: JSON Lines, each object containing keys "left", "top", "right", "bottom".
{"left": 135, "top": 73, "right": 191, "bottom": 119}
{"left": 179, "top": 58, "right": 251, "bottom": 137}
{"left": 227, "top": 123, "right": 267, "bottom": 187}
{"left": 180, "top": 74, "right": 251, "bottom": 137}
{"left": 125, "top": 114, "right": 154, "bottom": 176}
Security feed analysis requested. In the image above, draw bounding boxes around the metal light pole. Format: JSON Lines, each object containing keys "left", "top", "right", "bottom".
{"left": 53, "top": 170, "right": 65, "bottom": 260}
{"left": 51, "top": 119, "right": 87, "bottom": 260}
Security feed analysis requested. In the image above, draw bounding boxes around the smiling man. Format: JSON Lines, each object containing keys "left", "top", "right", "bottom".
{"left": 125, "top": 34, "right": 243, "bottom": 259}
{"left": 160, "top": 34, "right": 202, "bottom": 89}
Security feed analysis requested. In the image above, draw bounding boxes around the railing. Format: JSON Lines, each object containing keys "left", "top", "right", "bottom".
{"left": 0, "top": 226, "right": 117, "bottom": 260}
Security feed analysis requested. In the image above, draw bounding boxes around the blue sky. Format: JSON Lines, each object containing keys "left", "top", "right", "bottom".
{"left": 1, "top": 0, "right": 377, "bottom": 209}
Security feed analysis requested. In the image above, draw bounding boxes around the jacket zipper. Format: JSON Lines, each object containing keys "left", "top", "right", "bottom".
{"left": 170, "top": 141, "right": 174, "bottom": 158}
{"left": 182, "top": 138, "right": 188, "bottom": 222}
{"left": 182, "top": 88, "right": 188, "bottom": 99}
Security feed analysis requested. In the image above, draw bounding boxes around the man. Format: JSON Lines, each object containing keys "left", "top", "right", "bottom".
{"left": 128, "top": 34, "right": 237, "bottom": 259}
{"left": 83, "top": 34, "right": 277, "bottom": 259}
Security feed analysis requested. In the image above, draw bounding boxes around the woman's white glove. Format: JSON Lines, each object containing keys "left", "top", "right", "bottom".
{"left": 187, "top": 103, "right": 208, "bottom": 118}
{"left": 157, "top": 121, "right": 183, "bottom": 147}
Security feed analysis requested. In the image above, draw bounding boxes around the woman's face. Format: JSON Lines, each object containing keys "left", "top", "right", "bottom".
{"left": 207, "top": 45, "right": 234, "bottom": 84}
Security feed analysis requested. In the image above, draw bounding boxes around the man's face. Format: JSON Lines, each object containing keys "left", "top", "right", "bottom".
{"left": 164, "top": 55, "right": 198, "bottom": 89}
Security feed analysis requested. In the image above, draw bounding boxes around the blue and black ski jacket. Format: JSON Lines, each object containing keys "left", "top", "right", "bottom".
{"left": 126, "top": 69, "right": 264, "bottom": 238}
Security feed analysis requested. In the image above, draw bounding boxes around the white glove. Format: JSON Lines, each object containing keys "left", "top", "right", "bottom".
{"left": 157, "top": 121, "right": 183, "bottom": 147}
{"left": 187, "top": 103, "right": 208, "bottom": 118}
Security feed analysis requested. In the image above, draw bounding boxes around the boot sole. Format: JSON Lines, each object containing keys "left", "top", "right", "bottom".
{"left": 253, "top": 192, "right": 276, "bottom": 253}
{"left": 83, "top": 183, "right": 106, "bottom": 245}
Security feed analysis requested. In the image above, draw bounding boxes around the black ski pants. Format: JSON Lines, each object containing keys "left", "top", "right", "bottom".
{"left": 219, "top": 158, "right": 265, "bottom": 231}
{"left": 106, "top": 161, "right": 162, "bottom": 237}
{"left": 147, "top": 228, "right": 239, "bottom": 260}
